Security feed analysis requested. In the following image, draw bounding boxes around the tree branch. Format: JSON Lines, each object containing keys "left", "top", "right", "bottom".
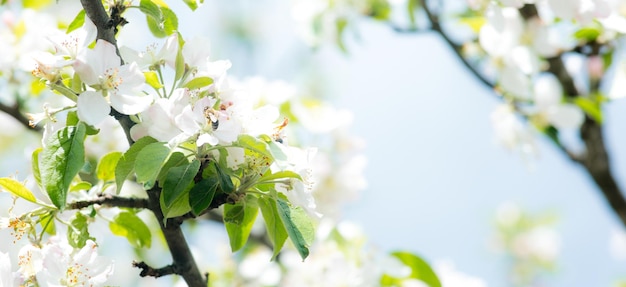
{"left": 146, "top": 186, "right": 207, "bottom": 287}
{"left": 0, "top": 101, "right": 41, "bottom": 132}
{"left": 80, "top": 1, "right": 206, "bottom": 286}
{"left": 68, "top": 194, "right": 149, "bottom": 210}
{"left": 419, "top": 0, "right": 495, "bottom": 90}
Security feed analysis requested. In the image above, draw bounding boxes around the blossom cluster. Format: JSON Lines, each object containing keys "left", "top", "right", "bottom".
{"left": 458, "top": 0, "right": 626, "bottom": 155}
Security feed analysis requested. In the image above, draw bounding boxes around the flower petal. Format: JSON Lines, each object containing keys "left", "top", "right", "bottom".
{"left": 78, "top": 91, "right": 111, "bottom": 126}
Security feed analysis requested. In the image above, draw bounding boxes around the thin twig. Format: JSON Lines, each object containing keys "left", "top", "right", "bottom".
{"left": 0, "top": 102, "right": 42, "bottom": 132}
{"left": 68, "top": 193, "right": 149, "bottom": 210}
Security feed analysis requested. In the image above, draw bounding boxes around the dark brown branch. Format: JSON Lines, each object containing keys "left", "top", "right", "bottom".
{"left": 132, "top": 261, "right": 178, "bottom": 278}
{"left": 80, "top": 1, "right": 206, "bottom": 286}
{"left": 68, "top": 194, "right": 149, "bottom": 210}
{"left": 0, "top": 102, "right": 42, "bottom": 132}
{"left": 146, "top": 186, "right": 207, "bottom": 287}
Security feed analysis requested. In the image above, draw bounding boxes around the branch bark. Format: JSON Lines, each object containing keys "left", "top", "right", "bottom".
{"left": 419, "top": 0, "right": 626, "bottom": 227}
{"left": 80, "top": 1, "right": 207, "bottom": 286}
{"left": 68, "top": 194, "right": 149, "bottom": 210}
{"left": 0, "top": 102, "right": 41, "bottom": 132}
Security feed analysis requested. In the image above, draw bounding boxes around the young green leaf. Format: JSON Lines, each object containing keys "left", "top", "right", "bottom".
{"left": 237, "top": 135, "right": 272, "bottom": 158}
{"left": 39, "top": 212, "right": 56, "bottom": 235}
{"left": 189, "top": 177, "right": 219, "bottom": 215}
{"left": 115, "top": 136, "right": 157, "bottom": 193}
{"left": 213, "top": 162, "right": 235, "bottom": 193}
{"left": 135, "top": 142, "right": 171, "bottom": 190}
{"left": 97, "top": 152, "right": 122, "bottom": 182}
{"left": 67, "top": 212, "right": 92, "bottom": 248}
{"left": 380, "top": 251, "right": 441, "bottom": 287}
{"left": 156, "top": 152, "right": 188, "bottom": 184}
{"left": 66, "top": 10, "right": 86, "bottom": 34}
{"left": 31, "top": 147, "right": 42, "bottom": 188}
{"left": 224, "top": 197, "right": 259, "bottom": 252}
{"left": 276, "top": 198, "right": 315, "bottom": 260}
{"left": 0, "top": 178, "right": 37, "bottom": 204}
{"left": 144, "top": 71, "right": 163, "bottom": 89}
{"left": 40, "top": 123, "right": 87, "bottom": 210}
{"left": 162, "top": 159, "right": 200, "bottom": 208}
{"left": 139, "top": 0, "right": 163, "bottom": 22}
{"left": 69, "top": 181, "right": 92, "bottom": 192}
{"left": 183, "top": 77, "right": 214, "bottom": 90}
{"left": 182, "top": 0, "right": 198, "bottom": 10}
{"left": 109, "top": 211, "right": 152, "bottom": 248}
{"left": 161, "top": 7, "right": 178, "bottom": 36}
{"left": 258, "top": 196, "right": 288, "bottom": 260}
{"left": 160, "top": 189, "right": 192, "bottom": 219}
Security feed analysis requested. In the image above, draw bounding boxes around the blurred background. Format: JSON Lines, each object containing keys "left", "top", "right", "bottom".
{"left": 2, "top": 0, "right": 626, "bottom": 286}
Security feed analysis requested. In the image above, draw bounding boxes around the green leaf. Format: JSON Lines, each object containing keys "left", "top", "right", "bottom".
{"left": 146, "top": 14, "right": 167, "bottom": 38}
{"left": 276, "top": 198, "right": 314, "bottom": 260}
{"left": 31, "top": 148, "right": 42, "bottom": 188}
{"left": 161, "top": 7, "right": 178, "bottom": 36}
{"left": 224, "top": 197, "right": 259, "bottom": 252}
{"left": 160, "top": 188, "right": 192, "bottom": 219}
{"left": 182, "top": 0, "right": 198, "bottom": 10}
{"left": 0, "top": 178, "right": 37, "bottom": 204}
{"left": 183, "top": 77, "right": 214, "bottom": 90}
{"left": 69, "top": 181, "right": 92, "bottom": 192}
{"left": 144, "top": 71, "right": 163, "bottom": 89}
{"left": 39, "top": 212, "right": 56, "bottom": 235}
{"left": 258, "top": 197, "right": 288, "bottom": 260}
{"left": 335, "top": 17, "right": 349, "bottom": 53}
{"left": 135, "top": 142, "right": 171, "bottom": 189}
{"left": 139, "top": 0, "right": 163, "bottom": 22}
{"left": 22, "top": 0, "right": 52, "bottom": 9}
{"left": 189, "top": 177, "right": 219, "bottom": 215}
{"left": 237, "top": 135, "right": 272, "bottom": 158}
{"left": 156, "top": 152, "right": 188, "bottom": 183}
{"left": 162, "top": 159, "right": 200, "bottom": 208}
{"left": 174, "top": 41, "right": 185, "bottom": 81}
{"left": 260, "top": 170, "right": 302, "bottom": 183}
{"left": 109, "top": 211, "right": 152, "bottom": 248}
{"left": 368, "top": 0, "right": 391, "bottom": 20}
{"left": 40, "top": 123, "right": 87, "bottom": 210}
{"left": 380, "top": 251, "right": 441, "bottom": 287}
{"left": 574, "top": 27, "right": 601, "bottom": 41}
{"left": 115, "top": 137, "right": 157, "bottom": 193}
{"left": 574, "top": 97, "right": 603, "bottom": 123}
{"left": 66, "top": 10, "right": 85, "bottom": 34}
{"left": 67, "top": 212, "right": 92, "bottom": 248}
{"left": 214, "top": 162, "right": 235, "bottom": 193}
{"left": 97, "top": 152, "right": 122, "bottom": 182}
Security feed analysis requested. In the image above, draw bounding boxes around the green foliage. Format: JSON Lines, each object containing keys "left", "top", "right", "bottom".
{"left": 67, "top": 212, "right": 93, "bottom": 248}
{"left": 115, "top": 136, "right": 157, "bottom": 193}
{"left": 574, "top": 96, "right": 603, "bottom": 123}
{"left": 258, "top": 196, "right": 288, "bottom": 260}
{"left": 97, "top": 152, "right": 123, "bottom": 182}
{"left": 574, "top": 26, "right": 602, "bottom": 42}
{"left": 40, "top": 122, "right": 87, "bottom": 210}
{"left": 0, "top": 177, "right": 37, "bottom": 204}
{"left": 181, "top": 0, "right": 202, "bottom": 11}
{"left": 31, "top": 148, "right": 42, "bottom": 188}
{"left": 144, "top": 71, "right": 164, "bottom": 89}
{"left": 161, "top": 159, "right": 200, "bottom": 208}
{"left": 109, "top": 211, "right": 152, "bottom": 248}
{"left": 39, "top": 212, "right": 56, "bottom": 235}
{"left": 224, "top": 196, "right": 259, "bottom": 252}
{"left": 183, "top": 76, "right": 214, "bottom": 90}
{"left": 189, "top": 177, "right": 218, "bottom": 215}
{"left": 380, "top": 251, "right": 441, "bottom": 287}
{"left": 67, "top": 10, "right": 86, "bottom": 34}
{"left": 134, "top": 142, "right": 171, "bottom": 189}
{"left": 142, "top": 0, "right": 179, "bottom": 38}
{"left": 277, "top": 198, "right": 314, "bottom": 260}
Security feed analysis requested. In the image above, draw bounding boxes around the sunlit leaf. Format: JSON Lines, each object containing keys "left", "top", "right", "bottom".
{"left": 276, "top": 198, "right": 314, "bottom": 260}
{"left": 109, "top": 211, "right": 152, "bottom": 248}
{"left": 115, "top": 137, "right": 157, "bottom": 193}
{"left": 259, "top": 196, "right": 288, "bottom": 260}
{"left": 224, "top": 197, "right": 259, "bottom": 252}
{"left": 97, "top": 152, "right": 122, "bottom": 182}
{"left": 40, "top": 123, "right": 87, "bottom": 210}
{"left": 0, "top": 178, "right": 37, "bottom": 204}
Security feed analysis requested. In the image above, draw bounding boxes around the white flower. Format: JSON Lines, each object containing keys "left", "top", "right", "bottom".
{"left": 73, "top": 39, "right": 151, "bottom": 116}
{"left": 37, "top": 237, "right": 113, "bottom": 287}
{"left": 532, "top": 73, "right": 584, "bottom": 129}
{"left": 490, "top": 104, "right": 537, "bottom": 156}
{"left": 77, "top": 91, "right": 111, "bottom": 126}
{"left": 17, "top": 244, "right": 43, "bottom": 278}
{"left": 48, "top": 17, "right": 96, "bottom": 64}
{"left": 0, "top": 251, "right": 13, "bottom": 287}
{"left": 479, "top": 5, "right": 523, "bottom": 57}
{"left": 120, "top": 33, "right": 178, "bottom": 69}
